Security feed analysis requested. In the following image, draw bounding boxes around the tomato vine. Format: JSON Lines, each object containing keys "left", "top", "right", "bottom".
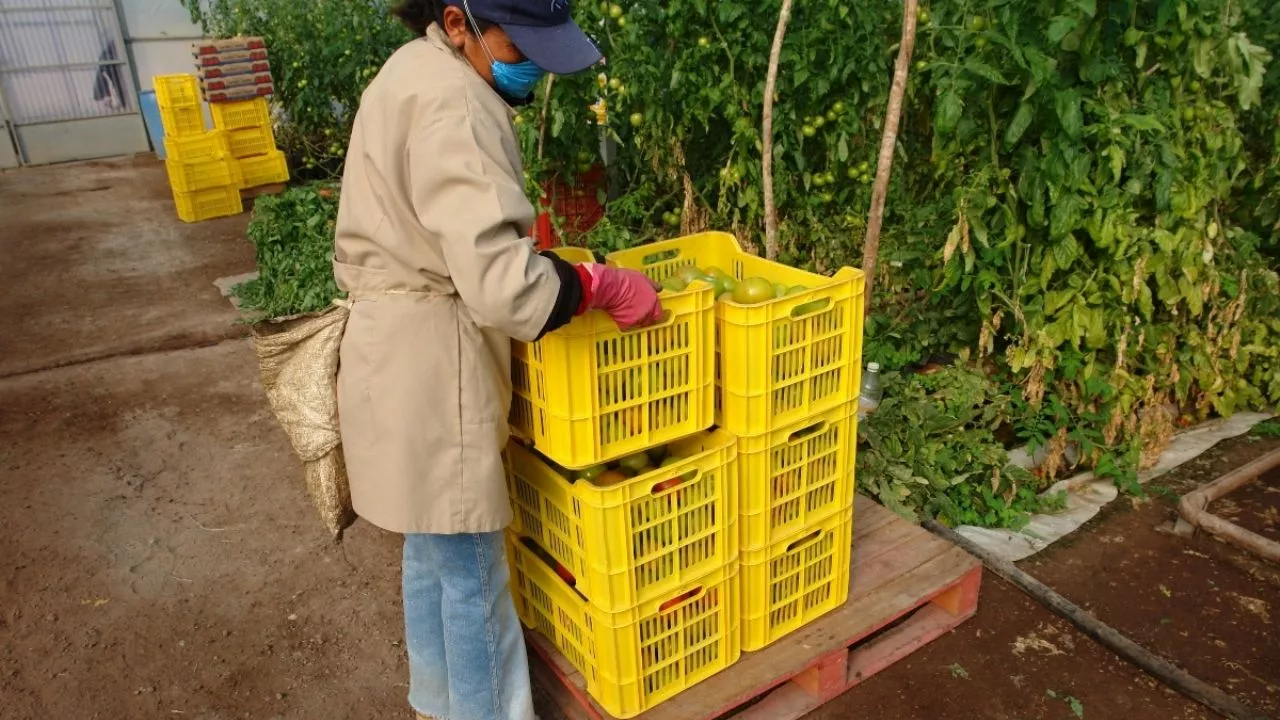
{"left": 188, "top": 0, "right": 1280, "bottom": 526}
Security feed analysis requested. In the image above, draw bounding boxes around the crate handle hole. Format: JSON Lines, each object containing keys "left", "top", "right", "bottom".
{"left": 619, "top": 310, "right": 675, "bottom": 333}
{"left": 658, "top": 585, "right": 705, "bottom": 613}
{"left": 641, "top": 249, "right": 681, "bottom": 266}
{"left": 650, "top": 469, "right": 699, "bottom": 495}
{"left": 785, "top": 528, "right": 824, "bottom": 553}
{"left": 788, "top": 420, "right": 829, "bottom": 444}
{"left": 789, "top": 297, "right": 832, "bottom": 319}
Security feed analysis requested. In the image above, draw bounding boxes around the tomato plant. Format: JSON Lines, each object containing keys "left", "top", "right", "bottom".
{"left": 183, "top": 0, "right": 411, "bottom": 177}
{"left": 198, "top": 0, "right": 1280, "bottom": 525}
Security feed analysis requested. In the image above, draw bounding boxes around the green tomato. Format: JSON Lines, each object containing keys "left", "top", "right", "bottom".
{"left": 969, "top": 16, "right": 987, "bottom": 31}
{"left": 813, "top": 116, "right": 826, "bottom": 129}
{"left": 608, "top": 3, "right": 623, "bottom": 18}
{"left": 916, "top": 60, "right": 928, "bottom": 72}
{"left": 616, "top": 15, "right": 627, "bottom": 28}
{"left": 832, "top": 101, "right": 846, "bottom": 114}
{"left": 859, "top": 160, "right": 870, "bottom": 172}
{"left": 974, "top": 37, "right": 988, "bottom": 49}
{"left": 848, "top": 167, "right": 860, "bottom": 180}
{"left": 609, "top": 77, "right": 622, "bottom": 91}
{"left": 629, "top": 112, "right": 644, "bottom": 128}
{"left": 825, "top": 111, "right": 838, "bottom": 123}
{"left": 917, "top": 8, "right": 931, "bottom": 24}
{"left": 698, "top": 36, "right": 710, "bottom": 48}
{"left": 802, "top": 125, "right": 816, "bottom": 138}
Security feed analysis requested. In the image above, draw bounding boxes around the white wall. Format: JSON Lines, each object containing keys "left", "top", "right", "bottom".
{"left": 116, "top": 0, "right": 205, "bottom": 91}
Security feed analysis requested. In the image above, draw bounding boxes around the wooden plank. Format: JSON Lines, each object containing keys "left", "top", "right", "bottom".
{"left": 851, "top": 496, "right": 898, "bottom": 540}
{"left": 845, "top": 567, "right": 982, "bottom": 686}
{"left": 626, "top": 546, "right": 977, "bottom": 720}
{"left": 531, "top": 495, "right": 982, "bottom": 720}
{"left": 528, "top": 635, "right": 600, "bottom": 720}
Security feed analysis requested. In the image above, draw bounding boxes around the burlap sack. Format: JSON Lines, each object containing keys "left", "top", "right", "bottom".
{"left": 251, "top": 302, "right": 355, "bottom": 539}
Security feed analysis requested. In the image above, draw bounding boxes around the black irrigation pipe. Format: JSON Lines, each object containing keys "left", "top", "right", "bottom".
{"left": 924, "top": 520, "right": 1272, "bottom": 720}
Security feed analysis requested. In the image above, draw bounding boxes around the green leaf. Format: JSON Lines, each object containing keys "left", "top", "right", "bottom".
{"left": 1053, "top": 234, "right": 1081, "bottom": 268}
{"left": 936, "top": 89, "right": 965, "bottom": 136}
{"left": 964, "top": 60, "right": 1010, "bottom": 85}
{"left": 1004, "top": 102, "right": 1034, "bottom": 148}
{"left": 1121, "top": 114, "right": 1165, "bottom": 133}
{"left": 1073, "top": 0, "right": 1097, "bottom": 17}
{"left": 1051, "top": 196, "right": 1087, "bottom": 238}
{"left": 837, "top": 134, "right": 849, "bottom": 163}
{"left": 1045, "top": 289, "right": 1074, "bottom": 315}
{"left": 1054, "top": 91, "right": 1083, "bottom": 139}
{"left": 1048, "top": 16, "right": 1079, "bottom": 45}
{"left": 1227, "top": 32, "right": 1272, "bottom": 111}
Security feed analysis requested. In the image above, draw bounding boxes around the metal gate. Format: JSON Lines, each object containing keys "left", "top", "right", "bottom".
{"left": 0, "top": 0, "right": 150, "bottom": 165}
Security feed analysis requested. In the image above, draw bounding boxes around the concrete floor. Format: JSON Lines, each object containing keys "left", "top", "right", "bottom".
{"left": 1, "top": 156, "right": 1275, "bottom": 720}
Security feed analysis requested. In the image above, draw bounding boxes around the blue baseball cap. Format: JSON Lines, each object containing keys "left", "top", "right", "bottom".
{"left": 452, "top": 0, "right": 602, "bottom": 75}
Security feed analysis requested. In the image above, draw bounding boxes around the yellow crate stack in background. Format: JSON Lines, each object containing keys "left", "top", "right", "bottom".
{"left": 504, "top": 247, "right": 741, "bottom": 718}
{"left": 608, "top": 232, "right": 866, "bottom": 652}
{"left": 208, "top": 98, "right": 288, "bottom": 190}
{"left": 154, "top": 74, "right": 243, "bottom": 223}
{"left": 194, "top": 38, "right": 289, "bottom": 192}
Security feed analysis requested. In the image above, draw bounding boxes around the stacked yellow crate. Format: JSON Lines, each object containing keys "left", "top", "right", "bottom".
{"left": 154, "top": 74, "right": 243, "bottom": 223}
{"left": 608, "top": 232, "right": 866, "bottom": 652}
{"left": 209, "top": 98, "right": 290, "bottom": 190}
{"left": 504, "top": 247, "right": 741, "bottom": 719}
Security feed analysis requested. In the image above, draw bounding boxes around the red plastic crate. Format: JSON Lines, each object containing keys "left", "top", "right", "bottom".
{"left": 533, "top": 166, "right": 605, "bottom": 249}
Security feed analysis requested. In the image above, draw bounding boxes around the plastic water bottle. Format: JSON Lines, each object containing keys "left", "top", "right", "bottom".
{"left": 858, "top": 363, "right": 883, "bottom": 420}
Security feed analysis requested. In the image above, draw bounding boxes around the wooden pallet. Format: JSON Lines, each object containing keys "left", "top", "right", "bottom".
{"left": 529, "top": 494, "right": 983, "bottom": 720}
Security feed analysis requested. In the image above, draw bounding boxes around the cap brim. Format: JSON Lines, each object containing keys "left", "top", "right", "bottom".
{"left": 503, "top": 20, "right": 602, "bottom": 75}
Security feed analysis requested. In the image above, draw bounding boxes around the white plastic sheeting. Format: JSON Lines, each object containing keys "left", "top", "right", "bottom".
{"left": 955, "top": 412, "right": 1276, "bottom": 562}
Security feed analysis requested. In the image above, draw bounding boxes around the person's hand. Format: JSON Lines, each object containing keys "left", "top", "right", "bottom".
{"left": 580, "top": 264, "right": 664, "bottom": 330}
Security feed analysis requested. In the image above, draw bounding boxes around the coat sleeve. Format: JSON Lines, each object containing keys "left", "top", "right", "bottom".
{"left": 407, "top": 112, "right": 563, "bottom": 342}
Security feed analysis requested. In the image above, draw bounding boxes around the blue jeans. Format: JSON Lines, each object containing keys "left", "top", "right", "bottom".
{"left": 403, "top": 532, "right": 535, "bottom": 720}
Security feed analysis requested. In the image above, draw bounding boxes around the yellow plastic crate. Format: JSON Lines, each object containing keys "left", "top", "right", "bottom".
{"left": 210, "top": 97, "right": 271, "bottom": 130}
{"left": 165, "top": 156, "right": 242, "bottom": 193}
{"left": 607, "top": 232, "right": 865, "bottom": 438}
{"left": 506, "top": 429, "right": 737, "bottom": 613}
{"left": 510, "top": 247, "right": 715, "bottom": 470}
{"left": 739, "top": 401, "right": 857, "bottom": 550}
{"left": 172, "top": 184, "right": 243, "bottom": 223}
{"left": 741, "top": 512, "right": 852, "bottom": 651}
{"left": 237, "top": 151, "right": 290, "bottom": 188}
{"left": 164, "top": 130, "right": 230, "bottom": 163}
{"left": 225, "top": 125, "right": 276, "bottom": 158}
{"left": 154, "top": 74, "right": 200, "bottom": 109}
{"left": 508, "top": 534, "right": 740, "bottom": 719}
{"left": 159, "top": 104, "right": 205, "bottom": 138}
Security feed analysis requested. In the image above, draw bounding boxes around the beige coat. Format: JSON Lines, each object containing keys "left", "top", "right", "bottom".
{"left": 334, "top": 26, "right": 560, "bottom": 534}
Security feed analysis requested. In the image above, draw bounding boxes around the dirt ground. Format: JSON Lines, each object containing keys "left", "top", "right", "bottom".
{"left": 1, "top": 157, "right": 1277, "bottom": 720}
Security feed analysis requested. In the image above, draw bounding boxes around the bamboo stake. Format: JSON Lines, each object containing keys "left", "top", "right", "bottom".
{"left": 761, "top": 0, "right": 794, "bottom": 260}
{"left": 862, "top": 0, "right": 919, "bottom": 310}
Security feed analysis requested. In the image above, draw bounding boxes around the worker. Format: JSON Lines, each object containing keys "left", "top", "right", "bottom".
{"left": 331, "top": 1, "right": 662, "bottom": 719}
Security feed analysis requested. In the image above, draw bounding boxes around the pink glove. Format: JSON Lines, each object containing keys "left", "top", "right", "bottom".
{"left": 579, "top": 263, "right": 664, "bottom": 330}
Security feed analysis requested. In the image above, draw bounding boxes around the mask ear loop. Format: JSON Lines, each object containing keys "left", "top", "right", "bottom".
{"left": 460, "top": 0, "right": 499, "bottom": 65}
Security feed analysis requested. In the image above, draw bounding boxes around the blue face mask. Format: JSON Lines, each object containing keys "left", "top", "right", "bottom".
{"left": 491, "top": 58, "right": 545, "bottom": 102}
{"left": 460, "top": 1, "right": 545, "bottom": 103}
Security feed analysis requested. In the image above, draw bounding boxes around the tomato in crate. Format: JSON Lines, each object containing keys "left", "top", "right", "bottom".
{"left": 607, "top": 232, "right": 866, "bottom": 438}
{"left": 507, "top": 534, "right": 740, "bottom": 719}
{"left": 508, "top": 247, "right": 714, "bottom": 469}
{"left": 740, "top": 512, "right": 852, "bottom": 650}
{"left": 505, "top": 429, "right": 737, "bottom": 613}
